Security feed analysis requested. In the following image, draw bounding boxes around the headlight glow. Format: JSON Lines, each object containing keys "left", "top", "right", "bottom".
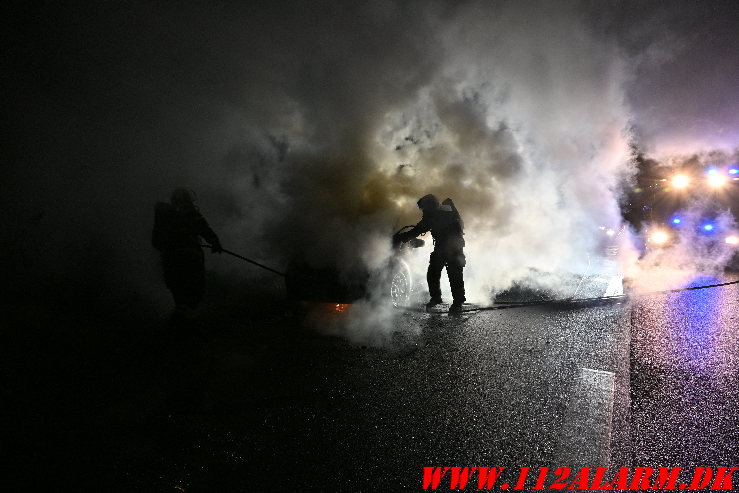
{"left": 707, "top": 174, "right": 726, "bottom": 187}
{"left": 726, "top": 236, "right": 739, "bottom": 245}
{"left": 651, "top": 230, "right": 670, "bottom": 245}
{"left": 671, "top": 174, "right": 690, "bottom": 189}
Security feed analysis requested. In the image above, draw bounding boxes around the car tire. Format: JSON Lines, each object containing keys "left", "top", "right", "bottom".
{"left": 390, "top": 260, "right": 412, "bottom": 308}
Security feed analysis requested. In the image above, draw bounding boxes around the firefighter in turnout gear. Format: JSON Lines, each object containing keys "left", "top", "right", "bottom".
{"left": 394, "top": 194, "right": 466, "bottom": 314}
{"left": 152, "top": 188, "right": 222, "bottom": 318}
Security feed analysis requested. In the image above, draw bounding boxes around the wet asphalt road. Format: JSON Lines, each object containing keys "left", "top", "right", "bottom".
{"left": 8, "top": 275, "right": 739, "bottom": 491}
{"left": 628, "top": 275, "right": 739, "bottom": 466}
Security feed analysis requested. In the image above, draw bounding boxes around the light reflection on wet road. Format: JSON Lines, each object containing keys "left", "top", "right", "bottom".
{"left": 628, "top": 274, "right": 739, "bottom": 465}
{"left": 151, "top": 275, "right": 739, "bottom": 489}
{"left": 13, "top": 273, "right": 739, "bottom": 490}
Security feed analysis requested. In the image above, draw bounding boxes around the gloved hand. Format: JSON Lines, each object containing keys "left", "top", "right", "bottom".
{"left": 210, "top": 238, "right": 223, "bottom": 254}
{"left": 394, "top": 232, "right": 414, "bottom": 246}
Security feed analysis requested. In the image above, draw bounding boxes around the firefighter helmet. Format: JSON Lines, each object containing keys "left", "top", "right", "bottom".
{"left": 417, "top": 194, "right": 440, "bottom": 211}
{"left": 170, "top": 187, "right": 198, "bottom": 210}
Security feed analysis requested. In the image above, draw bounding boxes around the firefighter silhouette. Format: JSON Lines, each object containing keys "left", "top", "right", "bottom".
{"left": 395, "top": 194, "right": 466, "bottom": 314}
{"left": 152, "top": 188, "right": 222, "bottom": 317}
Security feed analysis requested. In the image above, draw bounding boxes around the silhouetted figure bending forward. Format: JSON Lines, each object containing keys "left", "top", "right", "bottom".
{"left": 395, "top": 194, "right": 466, "bottom": 314}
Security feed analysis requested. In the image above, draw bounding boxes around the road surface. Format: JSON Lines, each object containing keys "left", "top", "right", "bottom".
{"left": 7, "top": 274, "right": 738, "bottom": 491}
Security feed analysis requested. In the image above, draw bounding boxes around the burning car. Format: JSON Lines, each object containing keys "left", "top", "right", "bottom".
{"left": 285, "top": 225, "right": 426, "bottom": 307}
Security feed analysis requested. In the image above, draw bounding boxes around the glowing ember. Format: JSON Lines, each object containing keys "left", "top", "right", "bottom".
{"left": 333, "top": 303, "right": 350, "bottom": 313}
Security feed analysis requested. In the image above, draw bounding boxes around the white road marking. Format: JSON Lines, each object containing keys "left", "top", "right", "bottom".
{"left": 604, "top": 276, "right": 624, "bottom": 297}
{"left": 555, "top": 368, "right": 616, "bottom": 465}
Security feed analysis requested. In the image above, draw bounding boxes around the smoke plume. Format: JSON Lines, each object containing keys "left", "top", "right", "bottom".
{"left": 3, "top": 1, "right": 736, "bottom": 342}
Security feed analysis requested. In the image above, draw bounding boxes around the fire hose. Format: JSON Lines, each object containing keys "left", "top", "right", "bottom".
{"left": 203, "top": 243, "right": 739, "bottom": 313}
{"left": 453, "top": 278, "right": 739, "bottom": 314}
{"left": 202, "top": 244, "right": 286, "bottom": 277}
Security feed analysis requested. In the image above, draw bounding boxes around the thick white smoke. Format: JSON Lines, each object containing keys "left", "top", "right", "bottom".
{"left": 220, "top": 1, "right": 638, "bottom": 343}
{"left": 9, "top": 1, "right": 735, "bottom": 342}
{"left": 251, "top": 6, "right": 632, "bottom": 277}
{"left": 624, "top": 150, "right": 739, "bottom": 293}
{"left": 627, "top": 207, "right": 737, "bottom": 293}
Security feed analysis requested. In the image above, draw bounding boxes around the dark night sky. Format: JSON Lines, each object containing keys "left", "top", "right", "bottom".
{"left": 2, "top": 0, "right": 738, "bottom": 308}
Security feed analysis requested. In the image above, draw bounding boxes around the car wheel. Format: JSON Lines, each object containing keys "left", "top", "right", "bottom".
{"left": 390, "top": 260, "right": 412, "bottom": 308}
